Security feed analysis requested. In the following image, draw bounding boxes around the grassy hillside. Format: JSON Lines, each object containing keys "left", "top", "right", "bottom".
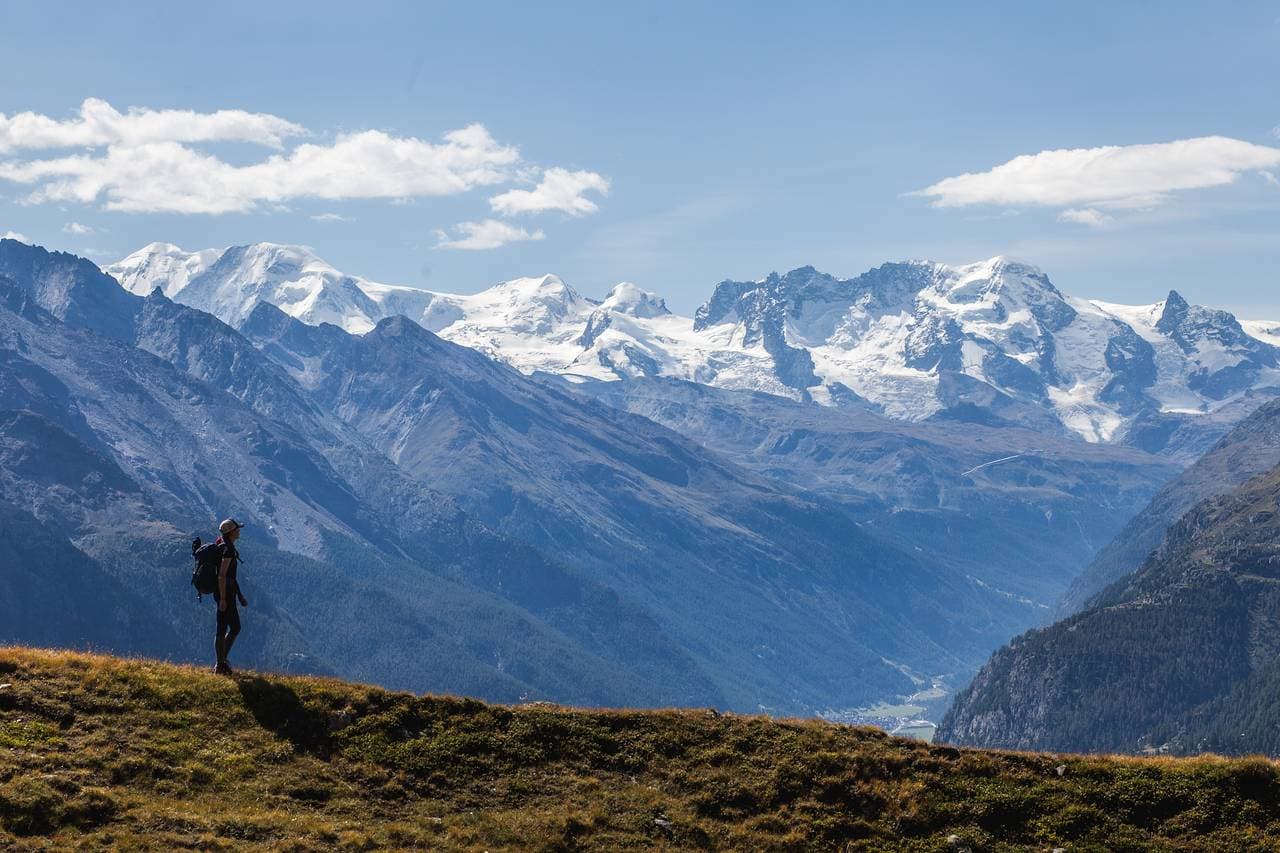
{"left": 4, "top": 650, "right": 1280, "bottom": 850}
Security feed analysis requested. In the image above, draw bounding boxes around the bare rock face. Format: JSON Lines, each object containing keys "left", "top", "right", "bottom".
{"left": 2, "top": 238, "right": 139, "bottom": 341}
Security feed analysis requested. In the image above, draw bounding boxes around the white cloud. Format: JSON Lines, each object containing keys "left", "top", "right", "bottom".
{"left": 1, "top": 230, "right": 29, "bottom": 242}
{"left": 435, "top": 219, "right": 545, "bottom": 250}
{"left": 0, "top": 98, "right": 305, "bottom": 152}
{"left": 489, "top": 167, "right": 610, "bottom": 216}
{"left": 1263, "top": 170, "right": 1280, "bottom": 187}
{"left": 0, "top": 100, "right": 610, "bottom": 248}
{"left": 0, "top": 123, "right": 520, "bottom": 214}
{"left": 913, "top": 136, "right": 1280, "bottom": 211}
{"left": 1058, "top": 208, "right": 1113, "bottom": 227}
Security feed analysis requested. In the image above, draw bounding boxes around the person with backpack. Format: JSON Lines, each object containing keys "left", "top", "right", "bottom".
{"left": 195, "top": 518, "right": 247, "bottom": 675}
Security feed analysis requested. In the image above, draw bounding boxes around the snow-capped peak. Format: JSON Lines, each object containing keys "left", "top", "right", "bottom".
{"left": 450, "top": 274, "right": 592, "bottom": 339}
{"left": 600, "top": 282, "right": 669, "bottom": 318}
{"left": 109, "top": 242, "right": 222, "bottom": 298}
{"left": 483, "top": 273, "right": 587, "bottom": 311}
{"left": 104, "top": 241, "right": 1280, "bottom": 452}
{"left": 967, "top": 254, "right": 1040, "bottom": 274}
{"left": 109, "top": 242, "right": 414, "bottom": 333}
{"left": 937, "top": 257, "right": 1058, "bottom": 301}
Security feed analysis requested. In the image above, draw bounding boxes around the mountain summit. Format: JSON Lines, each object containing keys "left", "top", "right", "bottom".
{"left": 108, "top": 243, "right": 1280, "bottom": 457}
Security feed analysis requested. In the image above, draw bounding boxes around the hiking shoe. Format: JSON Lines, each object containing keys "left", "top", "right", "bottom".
{"left": 215, "top": 662, "right": 233, "bottom": 676}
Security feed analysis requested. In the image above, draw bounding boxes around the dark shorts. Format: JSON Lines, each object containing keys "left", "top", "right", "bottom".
{"left": 215, "top": 595, "right": 241, "bottom": 638}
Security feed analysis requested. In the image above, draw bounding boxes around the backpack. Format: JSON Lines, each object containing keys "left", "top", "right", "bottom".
{"left": 191, "top": 537, "right": 222, "bottom": 599}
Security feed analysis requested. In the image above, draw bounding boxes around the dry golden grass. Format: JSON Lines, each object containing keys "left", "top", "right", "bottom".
{"left": 3, "top": 646, "right": 1280, "bottom": 850}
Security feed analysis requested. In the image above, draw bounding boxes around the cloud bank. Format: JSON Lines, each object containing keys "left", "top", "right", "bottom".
{"left": 914, "top": 136, "right": 1280, "bottom": 221}
{"left": 0, "top": 120, "right": 518, "bottom": 214}
{"left": 0, "top": 99, "right": 610, "bottom": 249}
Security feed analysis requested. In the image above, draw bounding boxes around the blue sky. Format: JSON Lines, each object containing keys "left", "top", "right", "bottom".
{"left": 2, "top": 1, "right": 1279, "bottom": 317}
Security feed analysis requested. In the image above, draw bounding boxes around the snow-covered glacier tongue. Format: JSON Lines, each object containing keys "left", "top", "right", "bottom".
{"left": 105, "top": 243, "right": 1280, "bottom": 458}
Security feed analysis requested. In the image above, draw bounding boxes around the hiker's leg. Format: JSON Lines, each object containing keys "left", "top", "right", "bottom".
{"left": 215, "top": 598, "right": 229, "bottom": 664}
{"left": 222, "top": 603, "right": 241, "bottom": 659}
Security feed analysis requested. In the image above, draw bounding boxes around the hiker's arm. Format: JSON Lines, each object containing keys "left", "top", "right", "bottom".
{"left": 218, "top": 558, "right": 231, "bottom": 610}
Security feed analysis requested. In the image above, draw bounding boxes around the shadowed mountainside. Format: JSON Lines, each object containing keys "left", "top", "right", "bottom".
{"left": 940, "top": 445, "right": 1280, "bottom": 755}
{"left": 570, "top": 375, "right": 1177, "bottom": 612}
{"left": 1058, "top": 397, "right": 1280, "bottom": 615}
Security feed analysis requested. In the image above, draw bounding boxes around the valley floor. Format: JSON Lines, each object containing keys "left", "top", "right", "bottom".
{"left": 2, "top": 647, "right": 1280, "bottom": 851}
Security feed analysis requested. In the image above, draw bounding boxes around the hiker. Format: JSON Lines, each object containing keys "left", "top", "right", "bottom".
{"left": 213, "top": 518, "right": 248, "bottom": 675}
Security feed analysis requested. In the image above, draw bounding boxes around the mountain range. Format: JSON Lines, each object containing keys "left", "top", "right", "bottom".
{"left": 111, "top": 242, "right": 1280, "bottom": 462}
{"left": 108, "top": 242, "right": 1220, "bottom": 701}
{"left": 9, "top": 234, "right": 1280, "bottom": 728}
{"left": 1, "top": 236, "right": 1170, "bottom": 719}
{"left": 235, "top": 297, "right": 1016, "bottom": 712}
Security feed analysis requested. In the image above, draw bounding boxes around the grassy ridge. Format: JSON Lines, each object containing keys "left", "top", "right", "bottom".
{"left": 3, "top": 649, "right": 1280, "bottom": 850}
